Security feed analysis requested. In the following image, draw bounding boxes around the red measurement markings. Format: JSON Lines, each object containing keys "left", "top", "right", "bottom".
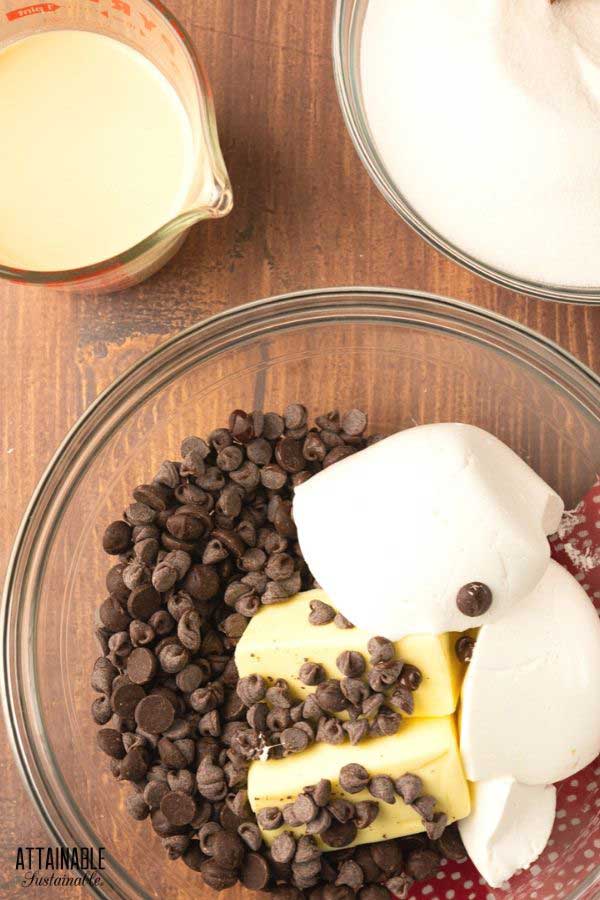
{"left": 6, "top": 3, "right": 59, "bottom": 19}
{"left": 86, "top": 0, "right": 156, "bottom": 30}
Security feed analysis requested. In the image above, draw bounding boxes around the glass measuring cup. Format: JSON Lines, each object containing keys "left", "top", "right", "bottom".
{"left": 0, "top": 0, "right": 233, "bottom": 293}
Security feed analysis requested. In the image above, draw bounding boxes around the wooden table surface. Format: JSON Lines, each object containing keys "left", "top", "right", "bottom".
{"left": 1, "top": 1, "right": 599, "bottom": 897}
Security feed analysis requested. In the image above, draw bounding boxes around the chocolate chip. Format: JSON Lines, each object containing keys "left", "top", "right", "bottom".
{"left": 339, "top": 763, "right": 369, "bottom": 794}
{"left": 238, "top": 822, "right": 262, "bottom": 851}
{"left": 135, "top": 694, "right": 175, "bottom": 734}
{"left": 368, "top": 660, "right": 403, "bottom": 691}
{"left": 127, "top": 583, "right": 161, "bottom": 620}
{"left": 160, "top": 791, "right": 196, "bottom": 826}
{"left": 91, "top": 656, "right": 118, "bottom": 694}
{"left": 211, "top": 830, "right": 245, "bottom": 869}
{"left": 455, "top": 634, "right": 475, "bottom": 663}
{"left": 369, "top": 775, "right": 396, "bottom": 805}
{"left": 372, "top": 707, "right": 402, "bottom": 737}
{"left": 405, "top": 848, "right": 441, "bottom": 881}
{"left": 317, "top": 717, "right": 345, "bottom": 744}
{"left": 398, "top": 663, "right": 422, "bottom": 692}
{"left": 390, "top": 686, "right": 414, "bottom": 715}
{"left": 293, "top": 793, "right": 318, "bottom": 824}
{"left": 327, "top": 799, "right": 355, "bottom": 823}
{"left": 306, "top": 808, "right": 332, "bottom": 835}
{"left": 343, "top": 719, "right": 369, "bottom": 745}
{"left": 367, "top": 635, "right": 394, "bottom": 663}
{"left": 201, "top": 859, "right": 239, "bottom": 891}
{"left": 412, "top": 795, "right": 436, "bottom": 821}
{"left": 385, "top": 874, "right": 413, "bottom": 899}
{"left": 111, "top": 682, "right": 145, "bottom": 717}
{"left": 436, "top": 822, "right": 466, "bottom": 861}
{"left": 354, "top": 800, "right": 379, "bottom": 830}
{"left": 333, "top": 612, "right": 354, "bottom": 629}
{"left": 275, "top": 436, "right": 305, "bottom": 473}
{"left": 340, "top": 677, "right": 369, "bottom": 706}
{"left": 272, "top": 831, "right": 296, "bottom": 864}
{"left": 103, "top": 521, "right": 132, "bottom": 555}
{"left": 456, "top": 581, "right": 492, "bottom": 617}
{"left": 394, "top": 773, "right": 423, "bottom": 804}
{"left": 315, "top": 679, "right": 346, "bottom": 714}
{"left": 257, "top": 806, "right": 283, "bottom": 830}
{"left": 308, "top": 599, "right": 336, "bottom": 626}
{"left": 425, "top": 812, "right": 448, "bottom": 841}
{"left": 126, "top": 793, "right": 150, "bottom": 821}
{"left": 311, "top": 778, "right": 332, "bottom": 807}
{"left": 298, "top": 661, "right": 325, "bottom": 686}
{"left": 126, "top": 647, "right": 157, "bottom": 685}
{"left": 240, "top": 851, "right": 270, "bottom": 890}
{"left": 91, "top": 696, "right": 112, "bottom": 725}
{"left": 371, "top": 840, "right": 403, "bottom": 876}
{"left": 321, "top": 819, "right": 357, "bottom": 849}
{"left": 97, "top": 728, "right": 125, "bottom": 759}
{"left": 237, "top": 674, "right": 266, "bottom": 706}
{"left": 336, "top": 859, "right": 364, "bottom": 891}
{"left": 336, "top": 650, "right": 365, "bottom": 678}
{"left": 281, "top": 726, "right": 310, "bottom": 754}
{"left": 117, "top": 747, "right": 148, "bottom": 782}
{"left": 358, "top": 886, "right": 389, "bottom": 900}
{"left": 99, "top": 596, "right": 131, "bottom": 633}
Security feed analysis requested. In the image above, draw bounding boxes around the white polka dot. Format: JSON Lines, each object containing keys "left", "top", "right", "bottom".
{"left": 468, "top": 894, "right": 475, "bottom": 900}
{"left": 478, "top": 878, "right": 486, "bottom": 885}
{"left": 549, "top": 851, "right": 559, "bottom": 862}
{"left": 584, "top": 849, "right": 595, "bottom": 859}
{"left": 566, "top": 794, "right": 577, "bottom": 802}
{"left": 422, "top": 888, "right": 433, "bottom": 896}
{"left": 486, "top": 894, "right": 495, "bottom": 900}
{"left": 554, "top": 882, "right": 563, "bottom": 890}
{"left": 556, "top": 809, "right": 566, "bottom": 818}
{"left": 570, "top": 817, "right": 581, "bottom": 826}
{"left": 445, "top": 891, "right": 455, "bottom": 899}
{"left": 436, "top": 871, "right": 445, "bottom": 879}
{"left": 570, "top": 779, "right": 579, "bottom": 787}
{"left": 548, "top": 838, "right": 555, "bottom": 846}
{"left": 588, "top": 862, "right": 596, "bottom": 871}
{"left": 594, "top": 838, "right": 600, "bottom": 849}
{"left": 464, "top": 882, "right": 473, "bottom": 890}
{"left": 530, "top": 864, "right": 542, "bottom": 876}
{"left": 577, "top": 529, "right": 589, "bottom": 537}
{"left": 586, "top": 780, "right": 597, "bottom": 791}
{"left": 574, "top": 865, "right": 584, "bottom": 873}
{"left": 450, "top": 872, "right": 460, "bottom": 880}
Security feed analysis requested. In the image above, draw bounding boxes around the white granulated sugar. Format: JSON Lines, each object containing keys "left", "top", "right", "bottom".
{"left": 361, "top": 0, "right": 600, "bottom": 286}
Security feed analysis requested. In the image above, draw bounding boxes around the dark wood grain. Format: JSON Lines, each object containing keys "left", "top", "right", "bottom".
{"left": 0, "top": 1, "right": 599, "bottom": 897}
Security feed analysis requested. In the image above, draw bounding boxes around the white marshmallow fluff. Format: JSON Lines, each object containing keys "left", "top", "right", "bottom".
{"left": 293, "top": 423, "right": 563, "bottom": 639}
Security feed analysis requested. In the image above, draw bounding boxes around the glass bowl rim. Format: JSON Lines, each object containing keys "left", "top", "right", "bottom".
{"left": 2, "top": 285, "right": 599, "bottom": 899}
{"left": 332, "top": 0, "right": 600, "bottom": 306}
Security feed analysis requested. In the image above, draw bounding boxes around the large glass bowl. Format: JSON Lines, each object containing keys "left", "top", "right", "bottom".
{"left": 333, "top": 1, "right": 600, "bottom": 306}
{"left": 2, "top": 288, "right": 599, "bottom": 900}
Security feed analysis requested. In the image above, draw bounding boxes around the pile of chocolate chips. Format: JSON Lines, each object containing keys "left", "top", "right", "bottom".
{"left": 91, "top": 405, "right": 467, "bottom": 898}
{"left": 290, "top": 623, "right": 423, "bottom": 747}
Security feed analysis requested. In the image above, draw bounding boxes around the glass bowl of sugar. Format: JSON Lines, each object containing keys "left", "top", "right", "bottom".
{"left": 334, "top": 0, "right": 600, "bottom": 305}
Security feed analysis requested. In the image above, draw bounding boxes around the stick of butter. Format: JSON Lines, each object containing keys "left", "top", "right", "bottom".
{"left": 236, "top": 590, "right": 464, "bottom": 717}
{"left": 248, "top": 716, "right": 470, "bottom": 849}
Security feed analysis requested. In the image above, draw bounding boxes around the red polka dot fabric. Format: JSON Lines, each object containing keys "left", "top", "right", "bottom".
{"left": 407, "top": 479, "right": 600, "bottom": 900}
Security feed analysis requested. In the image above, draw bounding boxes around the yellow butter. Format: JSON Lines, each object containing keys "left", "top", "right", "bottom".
{"left": 248, "top": 716, "right": 470, "bottom": 849}
{"left": 235, "top": 590, "right": 464, "bottom": 718}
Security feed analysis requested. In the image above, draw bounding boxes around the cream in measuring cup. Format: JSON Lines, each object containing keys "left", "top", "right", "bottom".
{"left": 0, "top": 29, "right": 196, "bottom": 271}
